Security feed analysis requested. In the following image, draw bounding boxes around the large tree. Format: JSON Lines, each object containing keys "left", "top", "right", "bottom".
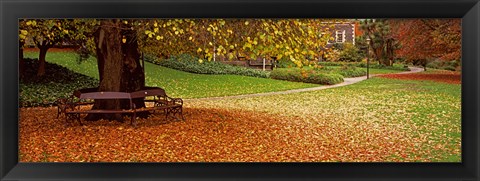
{"left": 84, "top": 19, "right": 146, "bottom": 121}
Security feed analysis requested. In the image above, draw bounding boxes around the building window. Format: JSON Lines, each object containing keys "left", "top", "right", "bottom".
{"left": 336, "top": 30, "right": 345, "bottom": 43}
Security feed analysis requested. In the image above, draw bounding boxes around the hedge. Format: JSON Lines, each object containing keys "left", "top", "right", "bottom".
{"left": 270, "top": 68, "right": 344, "bottom": 85}
{"left": 20, "top": 58, "right": 98, "bottom": 107}
{"left": 144, "top": 54, "right": 270, "bottom": 78}
{"left": 336, "top": 66, "right": 367, "bottom": 77}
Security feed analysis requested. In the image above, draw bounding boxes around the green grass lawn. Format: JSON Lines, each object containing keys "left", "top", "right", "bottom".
{"left": 24, "top": 51, "right": 318, "bottom": 98}
{"left": 187, "top": 77, "right": 461, "bottom": 162}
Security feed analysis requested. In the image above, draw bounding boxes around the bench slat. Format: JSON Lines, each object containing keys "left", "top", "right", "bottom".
{"left": 79, "top": 92, "right": 132, "bottom": 99}
{"left": 67, "top": 110, "right": 134, "bottom": 114}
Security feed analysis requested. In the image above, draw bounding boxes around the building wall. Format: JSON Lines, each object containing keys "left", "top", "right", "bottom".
{"left": 326, "top": 23, "right": 356, "bottom": 46}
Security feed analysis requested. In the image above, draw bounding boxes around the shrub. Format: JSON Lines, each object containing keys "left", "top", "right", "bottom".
{"left": 426, "top": 59, "right": 461, "bottom": 71}
{"left": 145, "top": 54, "right": 270, "bottom": 78}
{"left": 324, "top": 49, "right": 341, "bottom": 62}
{"left": 271, "top": 68, "right": 344, "bottom": 85}
{"left": 338, "top": 43, "right": 364, "bottom": 62}
{"left": 336, "top": 65, "right": 367, "bottom": 77}
{"left": 426, "top": 61, "right": 441, "bottom": 69}
{"left": 275, "top": 57, "right": 297, "bottom": 68}
{"left": 304, "top": 73, "right": 344, "bottom": 85}
{"left": 20, "top": 58, "right": 99, "bottom": 107}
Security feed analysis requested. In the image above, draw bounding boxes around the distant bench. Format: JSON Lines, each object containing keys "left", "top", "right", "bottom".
{"left": 56, "top": 87, "right": 184, "bottom": 126}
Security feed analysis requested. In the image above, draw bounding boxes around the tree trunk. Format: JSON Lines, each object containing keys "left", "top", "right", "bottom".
{"left": 19, "top": 45, "right": 25, "bottom": 79}
{"left": 422, "top": 59, "right": 428, "bottom": 71}
{"left": 95, "top": 42, "right": 105, "bottom": 81}
{"left": 86, "top": 19, "right": 147, "bottom": 122}
{"left": 122, "top": 27, "right": 146, "bottom": 109}
{"left": 37, "top": 46, "right": 49, "bottom": 77}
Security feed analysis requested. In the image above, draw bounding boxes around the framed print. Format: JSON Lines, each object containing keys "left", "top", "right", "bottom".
{"left": 1, "top": 0, "right": 479, "bottom": 180}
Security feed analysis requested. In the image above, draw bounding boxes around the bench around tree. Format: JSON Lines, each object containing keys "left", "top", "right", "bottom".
{"left": 56, "top": 87, "right": 184, "bottom": 126}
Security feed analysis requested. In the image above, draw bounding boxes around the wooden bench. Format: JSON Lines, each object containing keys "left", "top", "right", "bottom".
{"left": 56, "top": 87, "right": 184, "bottom": 126}
{"left": 130, "top": 88, "right": 184, "bottom": 122}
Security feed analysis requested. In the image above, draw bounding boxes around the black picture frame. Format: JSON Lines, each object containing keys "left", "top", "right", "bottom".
{"left": 1, "top": 0, "right": 479, "bottom": 180}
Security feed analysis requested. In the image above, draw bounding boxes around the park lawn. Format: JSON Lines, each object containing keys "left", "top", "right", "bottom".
{"left": 19, "top": 76, "right": 461, "bottom": 162}
{"left": 24, "top": 51, "right": 318, "bottom": 98}
{"left": 186, "top": 77, "right": 461, "bottom": 162}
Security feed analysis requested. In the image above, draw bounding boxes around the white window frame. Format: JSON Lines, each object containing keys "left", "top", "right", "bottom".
{"left": 336, "top": 30, "right": 345, "bottom": 43}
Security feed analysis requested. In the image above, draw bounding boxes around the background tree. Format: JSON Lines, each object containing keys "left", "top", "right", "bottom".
{"left": 360, "top": 19, "right": 399, "bottom": 66}
{"left": 19, "top": 19, "right": 87, "bottom": 76}
{"left": 390, "top": 19, "right": 461, "bottom": 70}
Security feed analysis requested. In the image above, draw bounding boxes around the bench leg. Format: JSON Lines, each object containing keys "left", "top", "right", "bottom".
{"left": 131, "top": 112, "right": 136, "bottom": 127}
{"left": 165, "top": 107, "right": 184, "bottom": 121}
{"left": 76, "top": 114, "right": 82, "bottom": 126}
{"left": 180, "top": 107, "right": 185, "bottom": 121}
{"left": 65, "top": 113, "right": 81, "bottom": 126}
{"left": 165, "top": 108, "right": 169, "bottom": 120}
{"left": 57, "top": 106, "right": 67, "bottom": 119}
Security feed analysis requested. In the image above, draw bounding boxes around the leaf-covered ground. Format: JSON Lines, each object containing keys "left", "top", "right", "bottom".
{"left": 378, "top": 70, "right": 460, "bottom": 84}
{"left": 19, "top": 73, "right": 461, "bottom": 162}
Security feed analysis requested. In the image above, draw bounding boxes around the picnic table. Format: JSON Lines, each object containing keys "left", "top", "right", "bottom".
{"left": 55, "top": 87, "right": 184, "bottom": 126}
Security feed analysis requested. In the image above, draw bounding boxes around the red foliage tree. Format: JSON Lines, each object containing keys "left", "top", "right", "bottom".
{"left": 390, "top": 19, "right": 461, "bottom": 68}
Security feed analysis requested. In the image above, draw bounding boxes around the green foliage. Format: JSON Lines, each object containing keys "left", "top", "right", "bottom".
{"left": 426, "top": 60, "right": 461, "bottom": 71}
{"left": 337, "top": 65, "right": 367, "bottom": 77}
{"left": 145, "top": 54, "right": 270, "bottom": 78}
{"left": 324, "top": 49, "right": 341, "bottom": 62}
{"left": 332, "top": 43, "right": 344, "bottom": 50}
{"left": 359, "top": 19, "right": 399, "bottom": 65}
{"left": 20, "top": 58, "right": 98, "bottom": 107}
{"left": 271, "top": 68, "right": 344, "bottom": 85}
{"left": 275, "top": 57, "right": 298, "bottom": 68}
{"left": 338, "top": 43, "right": 364, "bottom": 62}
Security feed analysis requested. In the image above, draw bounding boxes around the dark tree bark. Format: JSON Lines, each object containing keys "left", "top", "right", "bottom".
{"left": 86, "top": 19, "right": 147, "bottom": 122}
{"left": 19, "top": 43, "right": 25, "bottom": 79}
{"left": 36, "top": 45, "right": 50, "bottom": 77}
{"left": 95, "top": 41, "right": 105, "bottom": 81}
{"left": 121, "top": 26, "right": 147, "bottom": 111}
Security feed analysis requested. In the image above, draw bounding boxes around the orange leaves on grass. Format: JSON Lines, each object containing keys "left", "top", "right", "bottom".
{"left": 20, "top": 105, "right": 417, "bottom": 162}
{"left": 379, "top": 72, "right": 461, "bottom": 84}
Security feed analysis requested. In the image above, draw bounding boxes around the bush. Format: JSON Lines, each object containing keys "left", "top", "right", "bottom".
{"left": 338, "top": 43, "right": 364, "bottom": 62}
{"left": 20, "top": 58, "right": 99, "bottom": 107}
{"left": 337, "top": 65, "right": 367, "bottom": 77}
{"left": 324, "top": 49, "right": 341, "bottom": 62}
{"left": 275, "top": 57, "right": 297, "bottom": 68}
{"left": 271, "top": 68, "right": 344, "bottom": 85}
{"left": 426, "top": 59, "right": 461, "bottom": 71}
{"left": 145, "top": 54, "right": 270, "bottom": 78}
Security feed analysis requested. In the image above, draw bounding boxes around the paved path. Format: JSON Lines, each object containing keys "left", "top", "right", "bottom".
{"left": 185, "top": 67, "right": 424, "bottom": 102}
